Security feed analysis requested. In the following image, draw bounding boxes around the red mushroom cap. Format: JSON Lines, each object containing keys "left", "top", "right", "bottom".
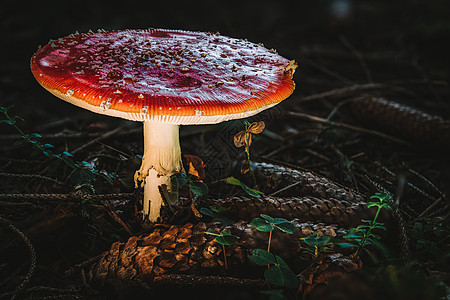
{"left": 31, "top": 29, "right": 296, "bottom": 124}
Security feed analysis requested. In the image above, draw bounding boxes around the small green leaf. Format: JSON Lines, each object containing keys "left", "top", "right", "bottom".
{"left": 374, "top": 225, "right": 387, "bottom": 231}
{"left": 170, "top": 172, "right": 188, "bottom": 188}
{"left": 275, "top": 255, "right": 300, "bottom": 288}
{"left": 30, "top": 133, "right": 42, "bottom": 138}
{"left": 80, "top": 161, "right": 93, "bottom": 168}
{"left": 273, "top": 221, "right": 296, "bottom": 234}
{"left": 251, "top": 217, "right": 274, "bottom": 232}
{"left": 272, "top": 217, "right": 289, "bottom": 225}
{"left": 199, "top": 207, "right": 216, "bottom": 218}
{"left": 42, "top": 150, "right": 53, "bottom": 157}
{"left": 225, "top": 176, "right": 242, "bottom": 186}
{"left": 213, "top": 215, "right": 234, "bottom": 226}
{"left": 344, "top": 231, "right": 363, "bottom": 239}
{"left": 209, "top": 205, "right": 228, "bottom": 213}
{"left": 303, "top": 232, "right": 331, "bottom": 246}
{"left": 224, "top": 176, "right": 263, "bottom": 198}
{"left": 264, "top": 265, "right": 284, "bottom": 286}
{"left": 337, "top": 242, "right": 357, "bottom": 249}
{"left": 215, "top": 232, "right": 239, "bottom": 245}
{"left": 241, "top": 184, "right": 264, "bottom": 198}
{"left": 62, "top": 151, "right": 73, "bottom": 157}
{"left": 249, "top": 249, "right": 276, "bottom": 266}
{"left": 260, "top": 214, "right": 275, "bottom": 223}
{"left": 189, "top": 181, "right": 209, "bottom": 196}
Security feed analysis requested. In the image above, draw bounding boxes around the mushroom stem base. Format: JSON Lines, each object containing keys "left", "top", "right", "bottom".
{"left": 143, "top": 169, "right": 177, "bottom": 222}
{"left": 134, "top": 122, "right": 182, "bottom": 222}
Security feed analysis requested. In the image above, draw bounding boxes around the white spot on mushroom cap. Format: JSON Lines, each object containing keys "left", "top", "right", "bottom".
{"left": 100, "top": 98, "right": 112, "bottom": 110}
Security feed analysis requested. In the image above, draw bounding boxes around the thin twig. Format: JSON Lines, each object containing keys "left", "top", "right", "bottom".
{"left": 64, "top": 255, "right": 103, "bottom": 276}
{"left": 406, "top": 166, "right": 446, "bottom": 199}
{"left": 287, "top": 111, "right": 411, "bottom": 146}
{"left": 152, "top": 274, "right": 265, "bottom": 288}
{"left": 297, "top": 83, "right": 412, "bottom": 103}
{"left": 339, "top": 35, "right": 373, "bottom": 82}
{"left": 106, "top": 201, "right": 133, "bottom": 236}
{"left": 0, "top": 216, "right": 36, "bottom": 300}
{"left": 413, "top": 197, "right": 443, "bottom": 221}
{"left": 71, "top": 127, "right": 122, "bottom": 154}
{"left": 375, "top": 162, "right": 437, "bottom": 202}
{"left": 301, "top": 56, "right": 352, "bottom": 84}
{"left": 0, "top": 172, "right": 64, "bottom": 185}
{"left": 268, "top": 181, "right": 302, "bottom": 197}
{"left": 0, "top": 192, "right": 134, "bottom": 201}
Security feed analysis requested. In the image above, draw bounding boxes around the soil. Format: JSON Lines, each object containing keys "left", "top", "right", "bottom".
{"left": 1, "top": 1, "right": 449, "bottom": 299}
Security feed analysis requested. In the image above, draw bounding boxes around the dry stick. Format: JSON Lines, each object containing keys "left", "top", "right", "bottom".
{"left": 0, "top": 127, "right": 141, "bottom": 142}
{"left": 406, "top": 166, "right": 446, "bottom": 200}
{"left": 71, "top": 127, "right": 122, "bottom": 154}
{"left": 298, "top": 83, "right": 392, "bottom": 102}
{"left": 339, "top": 35, "right": 373, "bottom": 83}
{"left": 0, "top": 192, "right": 134, "bottom": 201}
{"left": 153, "top": 274, "right": 265, "bottom": 288}
{"left": 0, "top": 216, "right": 36, "bottom": 300}
{"left": 375, "top": 162, "right": 437, "bottom": 203}
{"left": 413, "top": 197, "right": 443, "bottom": 221}
{"left": 301, "top": 56, "right": 352, "bottom": 84}
{"left": 0, "top": 172, "right": 64, "bottom": 185}
{"left": 287, "top": 111, "right": 411, "bottom": 146}
{"left": 297, "top": 83, "right": 412, "bottom": 103}
{"left": 106, "top": 201, "right": 133, "bottom": 236}
{"left": 64, "top": 254, "right": 103, "bottom": 276}
{"left": 268, "top": 181, "right": 302, "bottom": 197}
{"left": 95, "top": 140, "right": 133, "bottom": 159}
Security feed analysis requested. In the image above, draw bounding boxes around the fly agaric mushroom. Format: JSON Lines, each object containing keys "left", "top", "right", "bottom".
{"left": 30, "top": 29, "right": 297, "bottom": 222}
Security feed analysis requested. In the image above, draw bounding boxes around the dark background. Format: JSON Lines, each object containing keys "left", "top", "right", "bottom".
{"left": 1, "top": 1, "right": 449, "bottom": 299}
{"left": 1, "top": 0, "right": 449, "bottom": 120}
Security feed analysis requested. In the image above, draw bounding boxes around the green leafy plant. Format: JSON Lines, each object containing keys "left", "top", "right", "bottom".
{"left": 224, "top": 176, "right": 264, "bottom": 198}
{"left": 301, "top": 231, "right": 333, "bottom": 259}
{"left": 338, "top": 192, "right": 392, "bottom": 258}
{"left": 0, "top": 106, "right": 113, "bottom": 189}
{"left": 249, "top": 249, "right": 299, "bottom": 288}
{"left": 199, "top": 205, "right": 234, "bottom": 226}
{"left": 205, "top": 229, "right": 239, "bottom": 270}
{"left": 171, "top": 154, "right": 209, "bottom": 197}
{"left": 171, "top": 172, "right": 209, "bottom": 197}
{"left": 251, "top": 214, "right": 296, "bottom": 252}
{"left": 409, "top": 219, "right": 450, "bottom": 265}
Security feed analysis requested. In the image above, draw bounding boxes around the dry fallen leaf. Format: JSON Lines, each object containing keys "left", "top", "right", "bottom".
{"left": 184, "top": 154, "right": 205, "bottom": 180}
{"left": 234, "top": 131, "right": 252, "bottom": 147}
{"left": 247, "top": 121, "right": 265, "bottom": 134}
{"left": 234, "top": 131, "right": 246, "bottom": 147}
{"left": 240, "top": 160, "right": 251, "bottom": 174}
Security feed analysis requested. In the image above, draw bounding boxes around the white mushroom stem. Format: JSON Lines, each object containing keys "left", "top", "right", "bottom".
{"left": 134, "top": 121, "right": 182, "bottom": 222}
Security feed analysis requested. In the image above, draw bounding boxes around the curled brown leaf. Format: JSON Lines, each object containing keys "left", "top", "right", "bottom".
{"left": 247, "top": 121, "right": 265, "bottom": 134}
{"left": 184, "top": 154, "right": 205, "bottom": 180}
{"left": 241, "top": 160, "right": 251, "bottom": 174}
{"left": 234, "top": 131, "right": 247, "bottom": 147}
